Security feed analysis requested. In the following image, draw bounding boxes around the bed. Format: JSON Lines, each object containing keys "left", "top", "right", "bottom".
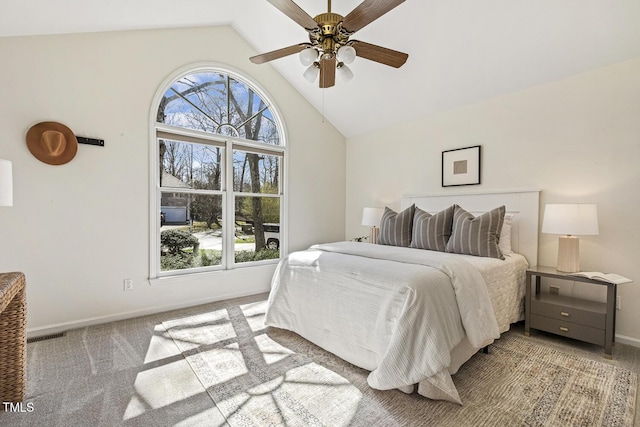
{"left": 265, "top": 191, "right": 540, "bottom": 404}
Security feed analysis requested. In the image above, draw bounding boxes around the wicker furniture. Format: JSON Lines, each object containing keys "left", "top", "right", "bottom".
{"left": 0, "top": 272, "right": 26, "bottom": 405}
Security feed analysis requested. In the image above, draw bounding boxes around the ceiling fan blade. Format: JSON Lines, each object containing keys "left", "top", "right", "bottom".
{"left": 319, "top": 56, "right": 336, "bottom": 88}
{"left": 351, "top": 40, "right": 408, "bottom": 68}
{"left": 267, "top": 0, "right": 318, "bottom": 30}
{"left": 250, "top": 43, "right": 311, "bottom": 64}
{"left": 341, "top": 0, "right": 406, "bottom": 33}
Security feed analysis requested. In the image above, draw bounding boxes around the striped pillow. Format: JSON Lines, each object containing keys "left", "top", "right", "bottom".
{"left": 409, "top": 205, "right": 454, "bottom": 252}
{"left": 378, "top": 204, "right": 415, "bottom": 247}
{"left": 446, "top": 205, "right": 506, "bottom": 259}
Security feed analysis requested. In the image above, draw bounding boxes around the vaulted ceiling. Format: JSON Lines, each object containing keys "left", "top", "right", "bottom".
{"left": 3, "top": 0, "right": 640, "bottom": 137}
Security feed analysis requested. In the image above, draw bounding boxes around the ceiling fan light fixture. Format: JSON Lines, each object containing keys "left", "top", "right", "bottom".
{"left": 337, "top": 45, "right": 356, "bottom": 64}
{"left": 299, "top": 47, "right": 318, "bottom": 66}
{"left": 303, "top": 63, "right": 320, "bottom": 83}
{"left": 251, "top": 0, "right": 409, "bottom": 88}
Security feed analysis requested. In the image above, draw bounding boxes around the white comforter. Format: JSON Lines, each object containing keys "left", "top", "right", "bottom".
{"left": 265, "top": 242, "right": 501, "bottom": 404}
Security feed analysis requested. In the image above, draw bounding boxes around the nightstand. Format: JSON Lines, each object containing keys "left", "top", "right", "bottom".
{"left": 525, "top": 266, "right": 620, "bottom": 359}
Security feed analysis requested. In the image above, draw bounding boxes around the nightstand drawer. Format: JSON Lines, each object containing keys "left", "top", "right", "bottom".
{"left": 530, "top": 314, "right": 605, "bottom": 346}
{"left": 531, "top": 294, "right": 605, "bottom": 330}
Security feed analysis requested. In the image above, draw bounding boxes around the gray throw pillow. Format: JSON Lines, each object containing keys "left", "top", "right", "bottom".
{"left": 446, "top": 205, "right": 505, "bottom": 259}
{"left": 409, "top": 205, "right": 455, "bottom": 252}
{"left": 378, "top": 204, "right": 415, "bottom": 247}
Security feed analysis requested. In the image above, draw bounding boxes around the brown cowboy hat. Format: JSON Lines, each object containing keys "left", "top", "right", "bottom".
{"left": 26, "top": 121, "right": 78, "bottom": 165}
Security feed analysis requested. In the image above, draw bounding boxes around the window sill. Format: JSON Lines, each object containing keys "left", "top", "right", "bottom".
{"left": 149, "top": 261, "right": 279, "bottom": 287}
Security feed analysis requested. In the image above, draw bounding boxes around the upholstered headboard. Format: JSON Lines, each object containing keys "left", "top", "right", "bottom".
{"left": 401, "top": 190, "right": 540, "bottom": 266}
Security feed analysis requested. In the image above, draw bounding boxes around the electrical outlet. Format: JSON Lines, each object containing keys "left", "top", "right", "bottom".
{"left": 617, "top": 295, "right": 621, "bottom": 310}
{"left": 124, "top": 279, "right": 133, "bottom": 291}
{"left": 549, "top": 286, "right": 559, "bottom": 295}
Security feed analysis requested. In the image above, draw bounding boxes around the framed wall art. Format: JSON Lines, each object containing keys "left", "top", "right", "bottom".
{"left": 442, "top": 145, "right": 481, "bottom": 187}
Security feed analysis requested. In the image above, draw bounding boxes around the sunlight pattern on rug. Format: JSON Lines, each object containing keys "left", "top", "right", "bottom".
{"left": 163, "top": 301, "right": 363, "bottom": 426}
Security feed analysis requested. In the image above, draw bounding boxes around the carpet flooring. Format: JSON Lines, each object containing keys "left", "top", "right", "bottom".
{"left": 1, "top": 292, "right": 639, "bottom": 426}
{"left": 163, "top": 300, "right": 636, "bottom": 427}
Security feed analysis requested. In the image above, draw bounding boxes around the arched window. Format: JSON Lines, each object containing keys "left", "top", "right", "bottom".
{"left": 150, "top": 65, "right": 286, "bottom": 277}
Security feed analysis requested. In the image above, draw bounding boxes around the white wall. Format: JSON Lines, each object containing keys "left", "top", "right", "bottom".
{"left": 346, "top": 58, "right": 640, "bottom": 344}
{"left": 0, "top": 26, "right": 346, "bottom": 334}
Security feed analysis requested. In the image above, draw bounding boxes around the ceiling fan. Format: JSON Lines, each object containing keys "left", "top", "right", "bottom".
{"left": 250, "top": 0, "right": 409, "bottom": 88}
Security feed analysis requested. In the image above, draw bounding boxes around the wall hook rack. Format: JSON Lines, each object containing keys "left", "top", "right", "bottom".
{"left": 76, "top": 136, "right": 105, "bottom": 147}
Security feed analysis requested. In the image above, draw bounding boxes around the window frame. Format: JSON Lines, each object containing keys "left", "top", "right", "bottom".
{"left": 149, "top": 63, "right": 288, "bottom": 280}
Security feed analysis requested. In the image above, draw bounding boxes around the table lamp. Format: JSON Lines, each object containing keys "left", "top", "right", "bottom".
{"left": 0, "top": 159, "right": 12, "bottom": 207}
{"left": 542, "top": 204, "right": 598, "bottom": 273}
{"left": 361, "top": 207, "right": 384, "bottom": 244}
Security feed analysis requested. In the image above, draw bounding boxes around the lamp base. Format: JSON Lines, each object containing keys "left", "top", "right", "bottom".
{"left": 369, "top": 226, "right": 379, "bottom": 245}
{"left": 557, "top": 235, "right": 580, "bottom": 273}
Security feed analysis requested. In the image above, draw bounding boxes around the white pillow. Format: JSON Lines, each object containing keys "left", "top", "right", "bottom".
{"left": 499, "top": 215, "right": 513, "bottom": 255}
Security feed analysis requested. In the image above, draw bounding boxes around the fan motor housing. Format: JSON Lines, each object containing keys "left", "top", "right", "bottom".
{"left": 311, "top": 12, "right": 349, "bottom": 52}
{"left": 314, "top": 13, "right": 343, "bottom": 35}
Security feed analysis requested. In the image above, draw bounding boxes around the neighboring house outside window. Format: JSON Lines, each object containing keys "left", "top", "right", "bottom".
{"left": 150, "top": 65, "right": 286, "bottom": 277}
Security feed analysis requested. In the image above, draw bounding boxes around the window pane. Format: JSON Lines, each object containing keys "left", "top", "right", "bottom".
{"left": 228, "top": 78, "right": 280, "bottom": 145}
{"left": 160, "top": 139, "right": 223, "bottom": 191}
{"left": 234, "top": 195, "right": 280, "bottom": 263}
{"left": 233, "top": 150, "right": 280, "bottom": 194}
{"left": 160, "top": 193, "right": 223, "bottom": 271}
{"left": 250, "top": 111, "right": 280, "bottom": 145}
{"left": 160, "top": 73, "right": 227, "bottom": 133}
{"left": 157, "top": 73, "right": 280, "bottom": 146}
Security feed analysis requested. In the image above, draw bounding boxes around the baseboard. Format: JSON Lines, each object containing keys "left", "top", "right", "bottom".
{"left": 26, "top": 289, "right": 267, "bottom": 339}
{"left": 615, "top": 333, "right": 640, "bottom": 349}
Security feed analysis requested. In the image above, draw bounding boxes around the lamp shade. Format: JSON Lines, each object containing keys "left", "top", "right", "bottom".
{"left": 303, "top": 64, "right": 319, "bottom": 83}
{"left": 361, "top": 207, "right": 384, "bottom": 227}
{"left": 542, "top": 204, "right": 598, "bottom": 235}
{"left": 0, "top": 159, "right": 12, "bottom": 207}
{"left": 337, "top": 45, "right": 356, "bottom": 64}
{"left": 299, "top": 48, "right": 318, "bottom": 66}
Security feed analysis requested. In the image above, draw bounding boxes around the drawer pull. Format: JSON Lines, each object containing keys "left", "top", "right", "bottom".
{"left": 560, "top": 312, "right": 570, "bottom": 317}
{"left": 559, "top": 326, "right": 569, "bottom": 332}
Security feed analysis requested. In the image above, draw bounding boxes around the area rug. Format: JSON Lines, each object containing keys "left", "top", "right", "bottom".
{"left": 164, "top": 301, "right": 637, "bottom": 427}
